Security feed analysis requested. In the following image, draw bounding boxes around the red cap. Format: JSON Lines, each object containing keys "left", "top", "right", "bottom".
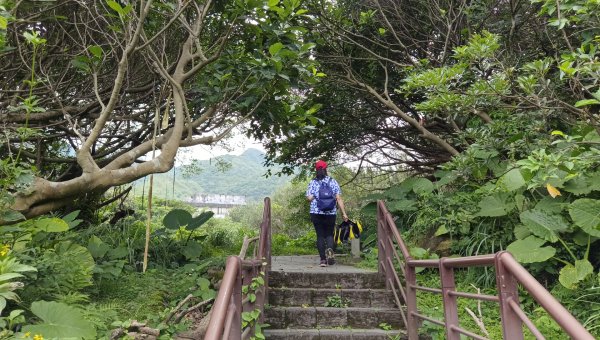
{"left": 315, "top": 160, "right": 327, "bottom": 170}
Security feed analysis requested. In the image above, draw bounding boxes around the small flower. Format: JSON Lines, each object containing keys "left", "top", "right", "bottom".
{"left": 33, "top": 334, "right": 43, "bottom": 340}
{"left": 22, "top": 332, "right": 31, "bottom": 338}
{"left": 0, "top": 244, "right": 10, "bottom": 256}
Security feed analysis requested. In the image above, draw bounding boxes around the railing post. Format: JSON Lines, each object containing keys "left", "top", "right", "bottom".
{"left": 229, "top": 257, "right": 242, "bottom": 340}
{"left": 440, "top": 258, "right": 460, "bottom": 340}
{"left": 495, "top": 252, "right": 524, "bottom": 340}
{"left": 405, "top": 262, "right": 419, "bottom": 340}
{"left": 377, "top": 201, "right": 385, "bottom": 277}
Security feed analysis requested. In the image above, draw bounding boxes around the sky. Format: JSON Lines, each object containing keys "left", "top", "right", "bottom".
{"left": 176, "top": 130, "right": 266, "bottom": 165}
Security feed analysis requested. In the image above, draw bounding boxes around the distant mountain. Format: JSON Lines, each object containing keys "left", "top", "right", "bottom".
{"left": 132, "top": 149, "right": 291, "bottom": 201}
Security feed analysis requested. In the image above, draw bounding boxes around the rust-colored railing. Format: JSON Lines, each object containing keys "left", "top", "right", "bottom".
{"left": 377, "top": 200, "right": 594, "bottom": 340}
{"left": 205, "top": 197, "right": 272, "bottom": 340}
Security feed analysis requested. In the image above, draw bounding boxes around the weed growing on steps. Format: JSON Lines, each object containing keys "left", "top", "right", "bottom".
{"left": 324, "top": 294, "right": 350, "bottom": 308}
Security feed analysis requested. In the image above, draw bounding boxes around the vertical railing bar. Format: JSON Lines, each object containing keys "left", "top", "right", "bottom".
{"left": 507, "top": 299, "right": 546, "bottom": 340}
{"left": 223, "top": 303, "right": 236, "bottom": 340}
{"left": 386, "top": 257, "right": 407, "bottom": 303}
{"left": 389, "top": 240, "right": 407, "bottom": 278}
{"left": 388, "top": 278, "right": 408, "bottom": 327}
{"left": 440, "top": 258, "right": 460, "bottom": 340}
{"left": 378, "top": 238, "right": 393, "bottom": 290}
{"left": 495, "top": 252, "right": 524, "bottom": 340}
{"left": 405, "top": 260, "right": 419, "bottom": 340}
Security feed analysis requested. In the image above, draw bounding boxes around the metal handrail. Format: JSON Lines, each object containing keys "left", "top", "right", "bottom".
{"left": 376, "top": 200, "right": 594, "bottom": 340}
{"left": 205, "top": 197, "right": 272, "bottom": 340}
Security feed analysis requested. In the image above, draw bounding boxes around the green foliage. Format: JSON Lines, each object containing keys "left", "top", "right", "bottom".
{"left": 23, "top": 300, "right": 96, "bottom": 339}
{"left": 162, "top": 209, "right": 214, "bottom": 231}
{"left": 0, "top": 253, "right": 36, "bottom": 315}
{"left": 27, "top": 241, "right": 95, "bottom": 302}
{"left": 324, "top": 294, "right": 350, "bottom": 308}
{"left": 272, "top": 230, "right": 316, "bottom": 256}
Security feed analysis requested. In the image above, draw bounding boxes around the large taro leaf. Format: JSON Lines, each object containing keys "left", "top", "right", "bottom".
{"left": 569, "top": 199, "right": 600, "bottom": 237}
{"left": 563, "top": 177, "right": 593, "bottom": 195}
{"left": 163, "top": 209, "right": 192, "bottom": 229}
{"left": 87, "top": 235, "right": 110, "bottom": 259}
{"left": 506, "top": 236, "right": 556, "bottom": 263}
{"left": 476, "top": 193, "right": 514, "bottom": 217}
{"left": 559, "top": 259, "right": 594, "bottom": 289}
{"left": 519, "top": 209, "right": 569, "bottom": 243}
{"left": 187, "top": 211, "right": 214, "bottom": 230}
{"left": 23, "top": 301, "right": 96, "bottom": 339}
{"left": 535, "top": 196, "right": 566, "bottom": 214}
{"left": 182, "top": 241, "right": 203, "bottom": 260}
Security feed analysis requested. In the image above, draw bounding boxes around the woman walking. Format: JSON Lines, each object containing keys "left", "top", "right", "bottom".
{"left": 306, "top": 160, "right": 349, "bottom": 267}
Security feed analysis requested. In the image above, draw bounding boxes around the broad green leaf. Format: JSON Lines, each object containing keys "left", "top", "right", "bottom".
{"left": 563, "top": 177, "right": 593, "bottom": 195}
{"left": 88, "top": 45, "right": 103, "bottom": 58}
{"left": 574, "top": 99, "right": 600, "bottom": 107}
{"left": 107, "top": 246, "right": 128, "bottom": 260}
{"left": 23, "top": 301, "right": 96, "bottom": 339}
{"left": 268, "top": 0, "right": 279, "bottom": 6}
{"left": 0, "top": 210, "right": 25, "bottom": 223}
{"left": 269, "top": 42, "right": 284, "bottom": 56}
{"left": 476, "top": 194, "right": 513, "bottom": 217}
{"left": 507, "top": 236, "right": 555, "bottom": 263}
{"left": 412, "top": 178, "right": 434, "bottom": 194}
{"left": 520, "top": 209, "right": 569, "bottom": 242}
{"left": 382, "top": 185, "right": 408, "bottom": 199}
{"left": 87, "top": 236, "right": 110, "bottom": 259}
{"left": 569, "top": 199, "right": 600, "bottom": 237}
{"left": 559, "top": 265, "right": 578, "bottom": 289}
{"left": 434, "top": 225, "right": 448, "bottom": 236}
{"left": 182, "top": 241, "right": 202, "bottom": 259}
{"left": 186, "top": 211, "right": 214, "bottom": 230}
{"left": 106, "top": 0, "right": 124, "bottom": 15}
{"left": 33, "top": 217, "right": 69, "bottom": 233}
{"left": 497, "top": 168, "right": 525, "bottom": 191}
{"left": 559, "top": 260, "right": 593, "bottom": 289}
{"left": 387, "top": 199, "right": 417, "bottom": 212}
{"left": 513, "top": 224, "right": 531, "bottom": 240}
{"left": 0, "top": 273, "right": 23, "bottom": 282}
{"left": 197, "top": 277, "right": 211, "bottom": 291}
{"left": 0, "top": 17, "right": 7, "bottom": 30}
{"left": 583, "top": 130, "right": 600, "bottom": 143}
{"left": 575, "top": 259, "right": 593, "bottom": 281}
{"left": 162, "top": 209, "right": 192, "bottom": 229}
{"left": 535, "top": 196, "right": 566, "bottom": 214}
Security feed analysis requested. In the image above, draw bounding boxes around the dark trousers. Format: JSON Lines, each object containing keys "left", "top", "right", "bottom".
{"left": 310, "top": 213, "right": 336, "bottom": 261}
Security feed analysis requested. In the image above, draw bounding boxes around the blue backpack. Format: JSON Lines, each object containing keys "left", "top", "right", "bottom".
{"left": 317, "top": 179, "right": 336, "bottom": 211}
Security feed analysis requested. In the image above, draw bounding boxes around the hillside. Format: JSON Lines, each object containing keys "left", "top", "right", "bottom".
{"left": 132, "top": 149, "right": 291, "bottom": 201}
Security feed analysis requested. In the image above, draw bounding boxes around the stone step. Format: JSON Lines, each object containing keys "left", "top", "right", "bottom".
{"left": 269, "top": 271, "right": 386, "bottom": 290}
{"left": 269, "top": 287, "right": 398, "bottom": 308}
{"left": 263, "top": 328, "right": 407, "bottom": 339}
{"left": 264, "top": 306, "right": 404, "bottom": 329}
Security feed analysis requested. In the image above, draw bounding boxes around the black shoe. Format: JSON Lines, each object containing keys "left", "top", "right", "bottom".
{"left": 326, "top": 248, "right": 335, "bottom": 265}
{"left": 319, "top": 260, "right": 327, "bottom": 267}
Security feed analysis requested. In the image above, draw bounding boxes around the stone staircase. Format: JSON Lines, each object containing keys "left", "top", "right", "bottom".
{"left": 264, "top": 270, "right": 406, "bottom": 339}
